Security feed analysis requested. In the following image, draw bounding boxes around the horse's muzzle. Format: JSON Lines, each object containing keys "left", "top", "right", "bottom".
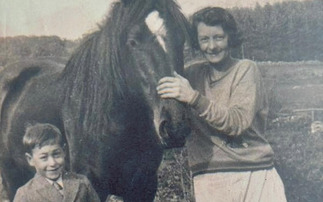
{"left": 158, "top": 120, "right": 190, "bottom": 149}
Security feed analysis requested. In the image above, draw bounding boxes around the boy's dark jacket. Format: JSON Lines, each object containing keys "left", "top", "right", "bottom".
{"left": 13, "top": 171, "right": 100, "bottom": 202}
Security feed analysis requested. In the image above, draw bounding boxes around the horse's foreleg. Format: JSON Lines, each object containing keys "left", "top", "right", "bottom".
{"left": 0, "top": 155, "right": 33, "bottom": 201}
{"left": 121, "top": 148, "right": 162, "bottom": 202}
{"left": 123, "top": 167, "right": 158, "bottom": 202}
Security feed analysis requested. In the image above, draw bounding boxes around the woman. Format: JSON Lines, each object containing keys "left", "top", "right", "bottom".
{"left": 157, "top": 7, "right": 286, "bottom": 202}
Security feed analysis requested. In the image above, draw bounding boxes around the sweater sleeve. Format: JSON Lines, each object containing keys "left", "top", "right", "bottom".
{"left": 189, "top": 61, "right": 264, "bottom": 136}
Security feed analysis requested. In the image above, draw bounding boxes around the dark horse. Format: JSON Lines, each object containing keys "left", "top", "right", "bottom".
{"left": 0, "top": 0, "right": 192, "bottom": 201}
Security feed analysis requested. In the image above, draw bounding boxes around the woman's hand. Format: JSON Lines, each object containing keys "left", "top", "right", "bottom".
{"left": 157, "top": 72, "right": 196, "bottom": 103}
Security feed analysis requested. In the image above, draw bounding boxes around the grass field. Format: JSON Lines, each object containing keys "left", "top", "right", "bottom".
{"left": 155, "top": 61, "right": 323, "bottom": 202}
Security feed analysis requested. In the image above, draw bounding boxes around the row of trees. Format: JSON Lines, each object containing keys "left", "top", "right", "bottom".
{"left": 0, "top": 36, "right": 77, "bottom": 66}
{"left": 230, "top": 0, "right": 323, "bottom": 61}
{"left": 0, "top": 0, "right": 322, "bottom": 65}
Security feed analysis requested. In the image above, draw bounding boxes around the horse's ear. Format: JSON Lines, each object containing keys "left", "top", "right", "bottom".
{"left": 120, "top": 0, "right": 132, "bottom": 5}
{"left": 120, "top": 0, "right": 155, "bottom": 6}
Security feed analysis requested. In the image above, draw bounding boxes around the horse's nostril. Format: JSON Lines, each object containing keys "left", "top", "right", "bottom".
{"left": 159, "top": 120, "right": 168, "bottom": 137}
{"left": 158, "top": 121, "right": 188, "bottom": 149}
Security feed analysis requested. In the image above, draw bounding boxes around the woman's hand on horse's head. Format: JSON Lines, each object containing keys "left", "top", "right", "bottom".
{"left": 157, "top": 71, "right": 196, "bottom": 103}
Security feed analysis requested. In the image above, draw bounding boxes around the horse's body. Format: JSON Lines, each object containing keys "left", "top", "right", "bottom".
{"left": 0, "top": 0, "right": 191, "bottom": 201}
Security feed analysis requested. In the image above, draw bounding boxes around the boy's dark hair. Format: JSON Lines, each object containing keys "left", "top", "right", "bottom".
{"left": 191, "top": 7, "right": 243, "bottom": 49}
{"left": 23, "top": 123, "right": 64, "bottom": 154}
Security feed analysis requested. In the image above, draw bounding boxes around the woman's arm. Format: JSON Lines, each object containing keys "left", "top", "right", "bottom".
{"left": 157, "top": 61, "right": 265, "bottom": 137}
{"left": 191, "top": 62, "right": 264, "bottom": 136}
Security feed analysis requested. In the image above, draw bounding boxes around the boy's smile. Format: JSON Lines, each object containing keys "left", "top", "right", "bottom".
{"left": 26, "top": 144, "right": 65, "bottom": 181}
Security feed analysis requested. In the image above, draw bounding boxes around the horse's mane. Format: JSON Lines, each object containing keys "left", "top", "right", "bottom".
{"left": 60, "top": 0, "right": 192, "bottom": 138}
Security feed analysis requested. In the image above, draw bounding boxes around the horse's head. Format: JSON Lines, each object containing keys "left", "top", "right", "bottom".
{"left": 117, "top": 0, "right": 192, "bottom": 148}
{"left": 62, "top": 0, "right": 192, "bottom": 149}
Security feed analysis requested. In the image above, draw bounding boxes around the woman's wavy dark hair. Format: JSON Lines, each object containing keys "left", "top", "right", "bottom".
{"left": 191, "top": 7, "right": 243, "bottom": 49}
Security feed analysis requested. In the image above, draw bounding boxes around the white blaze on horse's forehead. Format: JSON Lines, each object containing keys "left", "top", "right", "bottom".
{"left": 145, "top": 10, "right": 167, "bottom": 53}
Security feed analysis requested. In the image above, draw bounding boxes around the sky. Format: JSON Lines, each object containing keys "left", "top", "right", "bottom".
{"left": 0, "top": 0, "right": 307, "bottom": 40}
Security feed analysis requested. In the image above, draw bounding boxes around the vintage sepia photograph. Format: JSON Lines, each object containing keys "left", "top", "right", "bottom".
{"left": 0, "top": 0, "right": 322, "bottom": 201}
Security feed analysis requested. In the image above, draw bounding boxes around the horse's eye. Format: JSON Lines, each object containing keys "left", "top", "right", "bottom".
{"left": 127, "top": 39, "right": 138, "bottom": 47}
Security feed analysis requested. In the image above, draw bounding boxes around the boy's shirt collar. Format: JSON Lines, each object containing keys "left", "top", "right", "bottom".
{"left": 45, "top": 175, "right": 64, "bottom": 188}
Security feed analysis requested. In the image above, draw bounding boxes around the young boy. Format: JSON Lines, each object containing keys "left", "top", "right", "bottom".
{"left": 13, "top": 123, "right": 100, "bottom": 202}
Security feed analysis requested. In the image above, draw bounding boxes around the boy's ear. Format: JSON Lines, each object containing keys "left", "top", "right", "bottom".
{"left": 25, "top": 153, "right": 34, "bottom": 166}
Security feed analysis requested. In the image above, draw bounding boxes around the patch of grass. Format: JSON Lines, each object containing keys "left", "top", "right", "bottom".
{"left": 266, "top": 127, "right": 323, "bottom": 202}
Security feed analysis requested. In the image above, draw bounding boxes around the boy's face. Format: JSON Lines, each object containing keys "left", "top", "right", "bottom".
{"left": 26, "top": 144, "right": 65, "bottom": 181}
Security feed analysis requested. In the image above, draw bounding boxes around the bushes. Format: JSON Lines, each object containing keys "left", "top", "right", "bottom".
{"left": 0, "top": 36, "right": 78, "bottom": 66}
{"left": 156, "top": 148, "right": 193, "bottom": 201}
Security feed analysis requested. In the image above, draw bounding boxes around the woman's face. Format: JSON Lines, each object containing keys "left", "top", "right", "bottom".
{"left": 197, "top": 22, "right": 230, "bottom": 64}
